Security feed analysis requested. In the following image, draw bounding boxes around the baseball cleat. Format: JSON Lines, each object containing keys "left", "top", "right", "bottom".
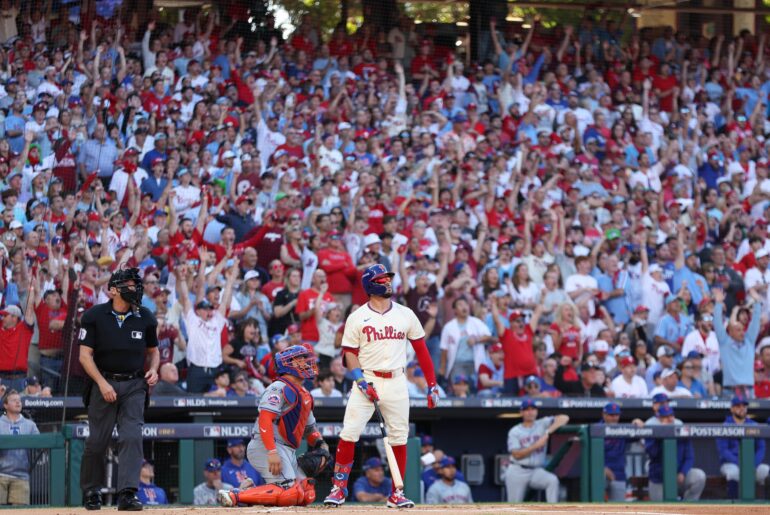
{"left": 217, "top": 489, "right": 239, "bottom": 507}
{"left": 323, "top": 485, "right": 347, "bottom": 506}
{"left": 386, "top": 488, "right": 415, "bottom": 508}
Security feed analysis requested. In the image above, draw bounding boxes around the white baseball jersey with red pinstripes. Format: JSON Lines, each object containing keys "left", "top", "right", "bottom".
{"left": 341, "top": 301, "right": 425, "bottom": 371}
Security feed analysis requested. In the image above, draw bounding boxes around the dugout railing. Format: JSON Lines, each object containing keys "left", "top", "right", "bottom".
{"left": 63, "top": 422, "right": 420, "bottom": 507}
{"left": 589, "top": 423, "right": 769, "bottom": 502}
{"left": 0, "top": 433, "right": 66, "bottom": 506}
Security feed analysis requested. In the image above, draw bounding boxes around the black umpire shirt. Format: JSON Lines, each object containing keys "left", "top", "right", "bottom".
{"left": 78, "top": 301, "right": 158, "bottom": 373}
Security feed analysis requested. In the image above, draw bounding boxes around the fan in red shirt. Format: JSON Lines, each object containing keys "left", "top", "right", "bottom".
{"left": 352, "top": 48, "right": 378, "bottom": 78}
{"left": 755, "top": 359, "right": 770, "bottom": 399}
{"left": 410, "top": 41, "right": 437, "bottom": 82}
{"left": 261, "top": 260, "right": 286, "bottom": 302}
{"left": 548, "top": 303, "right": 583, "bottom": 361}
{"left": 632, "top": 55, "right": 657, "bottom": 84}
{"left": 156, "top": 317, "right": 181, "bottom": 366}
{"left": 652, "top": 63, "right": 678, "bottom": 113}
{"left": 0, "top": 297, "right": 36, "bottom": 388}
{"left": 295, "top": 270, "right": 335, "bottom": 343}
{"left": 485, "top": 196, "right": 514, "bottom": 229}
{"left": 317, "top": 232, "right": 357, "bottom": 305}
{"left": 598, "top": 158, "right": 626, "bottom": 196}
{"left": 490, "top": 302, "right": 540, "bottom": 395}
{"left": 362, "top": 188, "right": 386, "bottom": 234}
{"left": 328, "top": 29, "right": 354, "bottom": 58}
{"left": 142, "top": 78, "right": 172, "bottom": 118}
{"left": 52, "top": 134, "right": 78, "bottom": 192}
{"left": 289, "top": 32, "right": 314, "bottom": 55}
{"left": 274, "top": 130, "right": 306, "bottom": 161}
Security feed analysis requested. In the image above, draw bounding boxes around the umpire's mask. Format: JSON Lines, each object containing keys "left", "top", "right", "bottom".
{"left": 108, "top": 267, "right": 144, "bottom": 308}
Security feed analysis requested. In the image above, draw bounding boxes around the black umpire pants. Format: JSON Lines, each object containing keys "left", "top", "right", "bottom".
{"left": 80, "top": 377, "right": 146, "bottom": 494}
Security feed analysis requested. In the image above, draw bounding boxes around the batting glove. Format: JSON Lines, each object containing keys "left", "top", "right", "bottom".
{"left": 427, "top": 385, "right": 440, "bottom": 409}
{"left": 356, "top": 379, "right": 380, "bottom": 403}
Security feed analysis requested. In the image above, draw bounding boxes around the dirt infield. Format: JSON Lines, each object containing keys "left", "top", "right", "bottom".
{"left": 8, "top": 504, "right": 770, "bottom": 515}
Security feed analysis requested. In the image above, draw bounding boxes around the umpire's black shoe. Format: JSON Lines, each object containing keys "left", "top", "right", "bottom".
{"left": 84, "top": 490, "right": 102, "bottom": 511}
{"left": 117, "top": 489, "right": 143, "bottom": 511}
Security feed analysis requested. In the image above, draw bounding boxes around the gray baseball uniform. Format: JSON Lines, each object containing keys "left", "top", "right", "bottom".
{"left": 193, "top": 482, "right": 233, "bottom": 505}
{"left": 425, "top": 479, "right": 473, "bottom": 504}
{"left": 247, "top": 380, "right": 317, "bottom": 484}
{"left": 505, "top": 417, "right": 559, "bottom": 503}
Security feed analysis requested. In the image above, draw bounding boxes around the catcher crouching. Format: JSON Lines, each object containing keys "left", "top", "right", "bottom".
{"left": 218, "top": 345, "right": 331, "bottom": 507}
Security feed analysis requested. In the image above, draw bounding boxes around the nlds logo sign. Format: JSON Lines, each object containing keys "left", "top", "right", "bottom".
{"left": 203, "top": 425, "right": 251, "bottom": 438}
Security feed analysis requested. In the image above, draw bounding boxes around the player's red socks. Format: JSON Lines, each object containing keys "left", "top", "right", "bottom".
{"left": 331, "top": 439, "right": 356, "bottom": 490}
{"left": 391, "top": 444, "right": 407, "bottom": 492}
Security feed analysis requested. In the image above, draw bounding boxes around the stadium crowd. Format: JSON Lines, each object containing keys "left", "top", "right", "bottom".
{"left": 1, "top": 2, "right": 770, "bottom": 408}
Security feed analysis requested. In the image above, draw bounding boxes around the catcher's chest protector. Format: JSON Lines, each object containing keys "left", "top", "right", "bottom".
{"left": 236, "top": 478, "right": 316, "bottom": 506}
{"left": 275, "top": 379, "right": 314, "bottom": 448}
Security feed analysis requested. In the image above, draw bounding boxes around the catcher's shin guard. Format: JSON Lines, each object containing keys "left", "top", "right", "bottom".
{"left": 235, "top": 479, "right": 316, "bottom": 507}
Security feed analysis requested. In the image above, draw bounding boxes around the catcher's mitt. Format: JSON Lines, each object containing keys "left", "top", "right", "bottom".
{"left": 297, "top": 442, "right": 331, "bottom": 478}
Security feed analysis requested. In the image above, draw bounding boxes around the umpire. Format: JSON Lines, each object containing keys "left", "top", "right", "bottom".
{"left": 78, "top": 268, "right": 159, "bottom": 511}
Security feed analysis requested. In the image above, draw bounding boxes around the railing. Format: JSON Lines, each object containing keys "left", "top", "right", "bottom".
{"left": 6, "top": 421, "right": 767, "bottom": 505}
{"left": 0, "top": 433, "right": 66, "bottom": 506}
{"left": 588, "top": 424, "right": 770, "bottom": 502}
{"left": 548, "top": 424, "right": 590, "bottom": 501}
{"left": 19, "top": 396, "right": 764, "bottom": 410}
{"left": 63, "top": 422, "right": 418, "bottom": 506}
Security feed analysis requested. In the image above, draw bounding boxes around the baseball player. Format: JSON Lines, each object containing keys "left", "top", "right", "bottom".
{"left": 716, "top": 396, "right": 769, "bottom": 499}
{"left": 600, "top": 402, "right": 644, "bottom": 501}
{"left": 324, "top": 264, "right": 439, "bottom": 508}
{"left": 218, "top": 345, "right": 331, "bottom": 507}
{"left": 505, "top": 399, "right": 569, "bottom": 503}
{"left": 645, "top": 404, "right": 705, "bottom": 501}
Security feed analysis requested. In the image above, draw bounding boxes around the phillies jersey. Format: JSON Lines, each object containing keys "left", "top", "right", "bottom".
{"left": 342, "top": 301, "right": 425, "bottom": 371}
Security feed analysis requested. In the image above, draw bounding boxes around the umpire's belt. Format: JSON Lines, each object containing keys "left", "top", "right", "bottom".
{"left": 101, "top": 370, "right": 143, "bottom": 381}
{"left": 366, "top": 368, "right": 404, "bottom": 379}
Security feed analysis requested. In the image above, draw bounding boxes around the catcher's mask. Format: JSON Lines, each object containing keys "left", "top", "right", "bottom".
{"left": 108, "top": 267, "right": 144, "bottom": 308}
{"left": 276, "top": 345, "right": 318, "bottom": 379}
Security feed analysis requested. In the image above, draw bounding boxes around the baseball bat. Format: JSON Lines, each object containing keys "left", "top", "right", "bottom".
{"left": 372, "top": 395, "right": 404, "bottom": 490}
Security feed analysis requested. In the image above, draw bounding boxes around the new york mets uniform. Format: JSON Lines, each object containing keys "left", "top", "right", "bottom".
{"left": 505, "top": 417, "right": 559, "bottom": 502}
{"left": 247, "top": 379, "right": 317, "bottom": 483}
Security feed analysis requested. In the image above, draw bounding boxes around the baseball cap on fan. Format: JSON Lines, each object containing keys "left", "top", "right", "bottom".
{"left": 0, "top": 305, "right": 22, "bottom": 318}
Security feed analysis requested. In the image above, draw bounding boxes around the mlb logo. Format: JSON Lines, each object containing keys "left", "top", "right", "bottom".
{"left": 204, "top": 426, "right": 221, "bottom": 437}
{"left": 131, "top": 331, "right": 143, "bottom": 339}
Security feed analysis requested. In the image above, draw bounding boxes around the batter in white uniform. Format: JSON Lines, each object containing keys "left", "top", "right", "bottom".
{"left": 324, "top": 264, "right": 439, "bottom": 508}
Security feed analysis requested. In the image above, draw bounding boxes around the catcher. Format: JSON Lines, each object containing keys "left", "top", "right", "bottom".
{"left": 218, "top": 345, "right": 330, "bottom": 507}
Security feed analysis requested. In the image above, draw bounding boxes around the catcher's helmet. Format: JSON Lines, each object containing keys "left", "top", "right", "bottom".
{"left": 276, "top": 345, "right": 318, "bottom": 379}
{"left": 361, "top": 263, "right": 394, "bottom": 297}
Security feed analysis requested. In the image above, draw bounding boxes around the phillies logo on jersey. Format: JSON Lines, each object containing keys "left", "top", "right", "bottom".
{"left": 362, "top": 325, "right": 405, "bottom": 342}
